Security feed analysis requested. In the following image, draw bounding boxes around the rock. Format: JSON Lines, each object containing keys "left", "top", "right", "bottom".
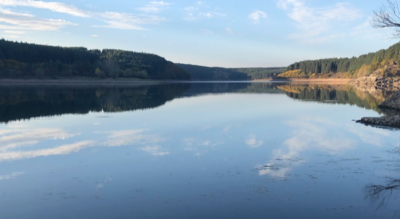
{"left": 357, "top": 115, "right": 400, "bottom": 129}
{"left": 380, "top": 89, "right": 400, "bottom": 110}
{"left": 351, "top": 74, "right": 400, "bottom": 92}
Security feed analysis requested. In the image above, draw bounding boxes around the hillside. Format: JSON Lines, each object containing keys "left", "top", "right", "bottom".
{"left": 279, "top": 42, "right": 400, "bottom": 79}
{"left": 177, "top": 64, "right": 285, "bottom": 80}
{"left": 0, "top": 39, "right": 190, "bottom": 80}
{"left": 177, "top": 64, "right": 249, "bottom": 80}
{"left": 232, "top": 67, "right": 285, "bottom": 79}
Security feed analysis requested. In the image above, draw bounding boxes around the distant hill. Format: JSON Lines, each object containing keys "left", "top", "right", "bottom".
{"left": 177, "top": 63, "right": 285, "bottom": 80}
{"left": 279, "top": 42, "right": 400, "bottom": 79}
{"left": 0, "top": 39, "right": 190, "bottom": 80}
{"left": 177, "top": 63, "right": 250, "bottom": 80}
{"left": 232, "top": 67, "right": 286, "bottom": 79}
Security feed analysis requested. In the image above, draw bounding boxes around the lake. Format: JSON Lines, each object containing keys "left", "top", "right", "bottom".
{"left": 0, "top": 82, "right": 399, "bottom": 219}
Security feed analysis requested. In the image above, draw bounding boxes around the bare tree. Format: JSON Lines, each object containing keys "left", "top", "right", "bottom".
{"left": 372, "top": 0, "right": 400, "bottom": 37}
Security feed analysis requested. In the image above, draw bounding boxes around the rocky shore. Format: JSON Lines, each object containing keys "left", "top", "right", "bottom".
{"left": 352, "top": 74, "right": 400, "bottom": 91}
{"left": 357, "top": 115, "right": 400, "bottom": 129}
{"left": 356, "top": 79, "right": 400, "bottom": 129}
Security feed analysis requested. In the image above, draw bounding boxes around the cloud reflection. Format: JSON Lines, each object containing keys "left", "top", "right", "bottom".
{"left": 0, "top": 172, "right": 24, "bottom": 181}
{"left": 0, "top": 141, "right": 94, "bottom": 162}
{"left": 140, "top": 146, "right": 169, "bottom": 156}
{"left": 346, "top": 124, "right": 392, "bottom": 147}
{"left": 102, "top": 130, "right": 169, "bottom": 156}
{"left": 182, "top": 138, "right": 222, "bottom": 156}
{"left": 0, "top": 125, "right": 76, "bottom": 152}
{"left": 102, "top": 130, "right": 164, "bottom": 147}
{"left": 0, "top": 125, "right": 170, "bottom": 162}
{"left": 246, "top": 135, "right": 264, "bottom": 148}
{"left": 258, "top": 117, "right": 356, "bottom": 178}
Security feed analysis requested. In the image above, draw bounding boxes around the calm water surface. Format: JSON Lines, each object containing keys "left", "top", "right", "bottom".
{"left": 0, "top": 82, "right": 399, "bottom": 219}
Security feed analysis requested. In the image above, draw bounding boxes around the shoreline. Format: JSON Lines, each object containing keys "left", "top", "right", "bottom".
{"left": 0, "top": 78, "right": 164, "bottom": 86}
{"left": 0, "top": 78, "right": 355, "bottom": 85}
{"left": 271, "top": 78, "right": 353, "bottom": 84}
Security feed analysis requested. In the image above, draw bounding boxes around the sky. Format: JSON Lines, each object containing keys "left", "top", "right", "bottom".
{"left": 0, "top": 0, "right": 397, "bottom": 67}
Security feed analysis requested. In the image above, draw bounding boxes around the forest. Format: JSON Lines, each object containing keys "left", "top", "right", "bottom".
{"left": 0, "top": 39, "right": 190, "bottom": 80}
{"left": 279, "top": 41, "right": 400, "bottom": 78}
{"left": 232, "top": 67, "right": 285, "bottom": 79}
{"left": 177, "top": 64, "right": 250, "bottom": 80}
{"left": 177, "top": 64, "right": 285, "bottom": 80}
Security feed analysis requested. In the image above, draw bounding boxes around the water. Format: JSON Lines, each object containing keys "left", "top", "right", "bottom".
{"left": 0, "top": 82, "right": 399, "bottom": 219}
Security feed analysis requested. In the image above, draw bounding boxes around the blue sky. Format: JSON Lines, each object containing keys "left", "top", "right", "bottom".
{"left": 0, "top": 0, "right": 396, "bottom": 67}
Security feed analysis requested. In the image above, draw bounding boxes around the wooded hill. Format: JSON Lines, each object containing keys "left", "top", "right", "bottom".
{"left": 279, "top": 42, "right": 400, "bottom": 79}
{"left": 232, "top": 67, "right": 285, "bottom": 79}
{"left": 0, "top": 39, "right": 190, "bottom": 80}
{"left": 177, "top": 63, "right": 285, "bottom": 80}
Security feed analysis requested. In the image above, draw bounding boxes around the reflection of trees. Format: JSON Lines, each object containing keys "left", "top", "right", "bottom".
{"left": 364, "top": 178, "right": 400, "bottom": 209}
{"left": 278, "top": 84, "right": 386, "bottom": 113}
{"left": 364, "top": 146, "right": 400, "bottom": 210}
{"left": 0, "top": 84, "right": 190, "bottom": 123}
{"left": 0, "top": 82, "right": 389, "bottom": 123}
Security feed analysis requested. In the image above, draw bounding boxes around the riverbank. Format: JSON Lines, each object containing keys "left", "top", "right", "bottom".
{"left": 0, "top": 78, "right": 163, "bottom": 86}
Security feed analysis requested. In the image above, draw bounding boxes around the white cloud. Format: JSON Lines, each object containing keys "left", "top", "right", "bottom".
{"left": 91, "top": 34, "right": 99, "bottom": 37}
{"left": 95, "top": 12, "right": 166, "bottom": 30}
{"left": 4, "top": 30, "right": 25, "bottom": 34}
{"left": 277, "top": 0, "right": 362, "bottom": 43}
{"left": 0, "top": 7, "right": 75, "bottom": 31}
{"left": 184, "top": 3, "right": 226, "bottom": 21}
{"left": 0, "top": 1, "right": 167, "bottom": 32}
{"left": 246, "top": 135, "right": 264, "bottom": 148}
{"left": 225, "top": 27, "right": 234, "bottom": 35}
{"left": 249, "top": 10, "right": 267, "bottom": 22}
{"left": 0, "top": 172, "right": 24, "bottom": 181}
{"left": 0, "top": 0, "right": 89, "bottom": 17}
{"left": 138, "top": 1, "right": 171, "bottom": 13}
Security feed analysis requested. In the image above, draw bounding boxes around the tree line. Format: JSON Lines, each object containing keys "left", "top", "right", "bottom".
{"left": 0, "top": 39, "right": 190, "bottom": 80}
{"left": 280, "top": 42, "right": 400, "bottom": 78}
{"left": 233, "top": 67, "right": 286, "bottom": 79}
{"left": 177, "top": 64, "right": 285, "bottom": 80}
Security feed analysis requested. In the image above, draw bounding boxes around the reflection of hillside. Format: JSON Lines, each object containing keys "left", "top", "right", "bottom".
{"left": 0, "top": 84, "right": 190, "bottom": 123}
{"left": 277, "top": 84, "right": 385, "bottom": 113}
{"left": 0, "top": 82, "right": 391, "bottom": 123}
{"left": 237, "top": 83, "right": 285, "bottom": 94}
{"left": 181, "top": 83, "right": 251, "bottom": 96}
